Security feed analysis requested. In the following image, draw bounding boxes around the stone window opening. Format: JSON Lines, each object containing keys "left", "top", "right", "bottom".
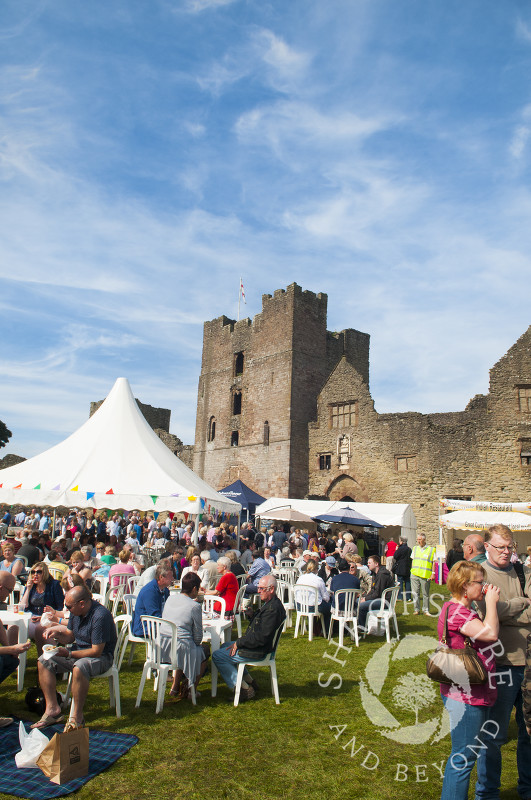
{"left": 519, "top": 440, "right": 531, "bottom": 466}
{"left": 517, "top": 386, "right": 531, "bottom": 413}
{"left": 330, "top": 401, "right": 358, "bottom": 429}
{"left": 234, "top": 351, "right": 244, "bottom": 376}
{"left": 263, "top": 420, "right": 270, "bottom": 446}
{"left": 319, "top": 453, "right": 331, "bottom": 471}
{"left": 395, "top": 455, "right": 417, "bottom": 472}
{"left": 207, "top": 416, "right": 216, "bottom": 442}
{"left": 231, "top": 431, "right": 239, "bottom": 447}
{"left": 232, "top": 391, "right": 242, "bottom": 415}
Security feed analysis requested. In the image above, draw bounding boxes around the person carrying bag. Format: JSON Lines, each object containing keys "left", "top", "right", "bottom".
{"left": 433, "top": 561, "right": 500, "bottom": 800}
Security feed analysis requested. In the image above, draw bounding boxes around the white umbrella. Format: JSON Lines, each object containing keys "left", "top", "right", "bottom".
{"left": 260, "top": 506, "right": 315, "bottom": 523}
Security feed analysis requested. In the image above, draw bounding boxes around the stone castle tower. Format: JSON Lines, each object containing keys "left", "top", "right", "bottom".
{"left": 193, "top": 283, "right": 369, "bottom": 498}
{"left": 193, "top": 282, "right": 531, "bottom": 539}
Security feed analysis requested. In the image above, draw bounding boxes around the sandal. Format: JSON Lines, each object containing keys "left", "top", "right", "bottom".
{"left": 31, "top": 712, "right": 64, "bottom": 730}
{"left": 63, "top": 717, "right": 85, "bottom": 733}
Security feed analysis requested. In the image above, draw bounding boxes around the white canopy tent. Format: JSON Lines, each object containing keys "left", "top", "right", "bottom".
{"left": 0, "top": 377, "right": 241, "bottom": 519}
{"left": 255, "top": 497, "right": 417, "bottom": 543}
{"left": 438, "top": 499, "right": 531, "bottom": 557}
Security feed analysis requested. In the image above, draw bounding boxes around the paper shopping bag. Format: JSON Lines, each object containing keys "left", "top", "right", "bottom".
{"left": 37, "top": 727, "right": 89, "bottom": 784}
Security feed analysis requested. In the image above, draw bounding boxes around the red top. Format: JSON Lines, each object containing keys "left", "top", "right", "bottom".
{"left": 214, "top": 571, "right": 239, "bottom": 615}
{"left": 437, "top": 601, "right": 497, "bottom": 706}
{"left": 385, "top": 541, "right": 398, "bottom": 557}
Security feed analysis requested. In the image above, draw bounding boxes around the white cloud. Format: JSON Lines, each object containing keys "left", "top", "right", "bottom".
{"left": 184, "top": 0, "right": 237, "bottom": 12}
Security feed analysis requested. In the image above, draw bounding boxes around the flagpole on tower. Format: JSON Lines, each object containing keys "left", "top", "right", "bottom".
{"left": 238, "top": 277, "right": 246, "bottom": 321}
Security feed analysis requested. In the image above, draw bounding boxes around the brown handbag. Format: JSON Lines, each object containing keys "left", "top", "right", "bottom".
{"left": 426, "top": 604, "right": 488, "bottom": 685}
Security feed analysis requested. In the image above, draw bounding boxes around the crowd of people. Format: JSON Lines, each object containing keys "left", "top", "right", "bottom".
{"left": 1, "top": 507, "right": 531, "bottom": 800}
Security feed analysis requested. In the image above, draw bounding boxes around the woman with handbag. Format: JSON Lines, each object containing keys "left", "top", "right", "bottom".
{"left": 437, "top": 561, "right": 500, "bottom": 800}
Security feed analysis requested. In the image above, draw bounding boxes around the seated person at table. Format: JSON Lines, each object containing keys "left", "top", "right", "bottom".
{"left": 0, "top": 542, "right": 24, "bottom": 580}
{"left": 357, "top": 554, "right": 394, "bottom": 631}
{"left": 212, "top": 574, "right": 286, "bottom": 701}
{"left": 32, "top": 584, "right": 117, "bottom": 731}
{"left": 63, "top": 551, "right": 93, "bottom": 588}
{"left": 161, "top": 572, "right": 209, "bottom": 701}
{"left": 132, "top": 561, "right": 173, "bottom": 637}
{"left": 0, "top": 571, "right": 32, "bottom": 728}
{"left": 204, "top": 556, "right": 239, "bottom": 616}
{"left": 244, "top": 549, "right": 271, "bottom": 597}
{"left": 330, "top": 559, "right": 360, "bottom": 609}
{"left": 9, "top": 562, "right": 63, "bottom": 656}
{"left": 294, "top": 560, "right": 331, "bottom": 636}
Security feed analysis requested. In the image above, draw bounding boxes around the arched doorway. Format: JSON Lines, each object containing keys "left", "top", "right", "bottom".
{"left": 326, "top": 475, "right": 368, "bottom": 502}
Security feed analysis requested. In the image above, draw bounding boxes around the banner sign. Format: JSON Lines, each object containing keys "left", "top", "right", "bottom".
{"left": 440, "top": 498, "right": 531, "bottom": 513}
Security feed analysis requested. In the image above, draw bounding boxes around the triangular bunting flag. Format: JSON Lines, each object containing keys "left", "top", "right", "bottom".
{"left": 106, "top": 489, "right": 114, "bottom": 495}
{"left": 154, "top": 512, "right": 159, "bottom": 520}
{"left": 188, "top": 495, "right": 196, "bottom": 502}
{"left": 71, "top": 485, "right": 79, "bottom": 492}
{"left": 150, "top": 495, "right": 158, "bottom": 505}
{"left": 13, "top": 484, "right": 22, "bottom": 489}
{"left": 52, "top": 485, "right": 60, "bottom": 491}
{"left": 33, "top": 484, "right": 41, "bottom": 490}
{"left": 87, "top": 492, "right": 95, "bottom": 501}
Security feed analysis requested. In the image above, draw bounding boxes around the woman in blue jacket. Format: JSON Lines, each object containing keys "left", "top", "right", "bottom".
{"left": 18, "top": 562, "right": 64, "bottom": 655}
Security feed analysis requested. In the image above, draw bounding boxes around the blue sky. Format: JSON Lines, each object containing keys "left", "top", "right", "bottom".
{"left": 2, "top": 0, "right": 531, "bottom": 459}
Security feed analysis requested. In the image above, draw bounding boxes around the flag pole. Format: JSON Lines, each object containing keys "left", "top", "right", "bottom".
{"left": 238, "top": 276, "right": 241, "bottom": 321}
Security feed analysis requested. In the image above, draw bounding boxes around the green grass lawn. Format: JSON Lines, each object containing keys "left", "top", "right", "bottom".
{"left": 0, "top": 600, "right": 523, "bottom": 800}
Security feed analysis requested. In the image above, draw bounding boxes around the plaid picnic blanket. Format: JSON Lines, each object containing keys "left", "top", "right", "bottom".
{"left": 0, "top": 719, "right": 138, "bottom": 799}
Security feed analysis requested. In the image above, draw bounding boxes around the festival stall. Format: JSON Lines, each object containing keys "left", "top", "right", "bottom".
{"left": 0, "top": 378, "right": 240, "bottom": 535}
{"left": 439, "top": 498, "right": 531, "bottom": 557}
{"left": 255, "top": 497, "right": 417, "bottom": 544}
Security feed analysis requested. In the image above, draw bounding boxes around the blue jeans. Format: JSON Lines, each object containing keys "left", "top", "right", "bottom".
{"left": 441, "top": 695, "right": 488, "bottom": 800}
{"left": 212, "top": 642, "right": 252, "bottom": 690}
{"left": 397, "top": 576, "right": 411, "bottom": 600}
{"left": 475, "top": 666, "right": 531, "bottom": 800}
{"left": 358, "top": 599, "right": 387, "bottom": 630}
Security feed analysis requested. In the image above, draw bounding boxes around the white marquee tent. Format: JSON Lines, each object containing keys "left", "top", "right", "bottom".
{"left": 0, "top": 377, "right": 241, "bottom": 518}
{"left": 255, "top": 497, "right": 417, "bottom": 542}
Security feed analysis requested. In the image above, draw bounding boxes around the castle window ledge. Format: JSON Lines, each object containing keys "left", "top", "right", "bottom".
{"left": 230, "top": 417, "right": 241, "bottom": 430}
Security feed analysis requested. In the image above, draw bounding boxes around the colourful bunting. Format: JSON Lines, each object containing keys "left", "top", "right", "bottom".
{"left": 33, "top": 484, "right": 41, "bottom": 490}
{"left": 52, "top": 485, "right": 60, "bottom": 491}
{"left": 150, "top": 495, "right": 158, "bottom": 505}
{"left": 106, "top": 489, "right": 114, "bottom": 495}
{"left": 167, "top": 512, "right": 174, "bottom": 521}
{"left": 188, "top": 495, "right": 196, "bottom": 502}
{"left": 71, "top": 485, "right": 79, "bottom": 492}
{"left": 13, "top": 484, "right": 22, "bottom": 489}
{"left": 154, "top": 512, "right": 159, "bottom": 520}
{"left": 87, "top": 492, "right": 95, "bottom": 501}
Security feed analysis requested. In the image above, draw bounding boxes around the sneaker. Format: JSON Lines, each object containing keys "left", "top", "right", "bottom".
{"left": 0, "top": 717, "right": 14, "bottom": 728}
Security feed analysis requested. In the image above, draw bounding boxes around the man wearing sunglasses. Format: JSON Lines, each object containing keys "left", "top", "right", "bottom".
{"left": 475, "top": 524, "right": 531, "bottom": 800}
{"left": 31, "top": 584, "right": 117, "bottom": 732}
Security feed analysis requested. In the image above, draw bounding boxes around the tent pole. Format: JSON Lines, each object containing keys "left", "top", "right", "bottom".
{"left": 192, "top": 514, "right": 199, "bottom": 547}
{"left": 52, "top": 509, "right": 56, "bottom": 539}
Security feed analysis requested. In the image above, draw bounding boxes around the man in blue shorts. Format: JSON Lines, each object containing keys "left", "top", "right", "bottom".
{"left": 32, "top": 584, "right": 117, "bottom": 731}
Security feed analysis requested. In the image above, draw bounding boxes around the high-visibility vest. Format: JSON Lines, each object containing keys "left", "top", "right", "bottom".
{"left": 411, "top": 545, "right": 435, "bottom": 580}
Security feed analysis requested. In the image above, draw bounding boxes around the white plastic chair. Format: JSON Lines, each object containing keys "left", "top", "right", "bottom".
{"left": 235, "top": 574, "right": 248, "bottom": 589}
{"left": 364, "top": 584, "right": 400, "bottom": 643}
{"left": 233, "top": 621, "right": 284, "bottom": 707}
{"left": 233, "top": 585, "right": 247, "bottom": 638}
{"left": 64, "top": 614, "right": 131, "bottom": 718}
{"left": 104, "top": 582, "right": 126, "bottom": 616}
{"left": 277, "top": 568, "right": 298, "bottom": 586}
{"left": 293, "top": 584, "right": 324, "bottom": 642}
{"left": 202, "top": 595, "right": 226, "bottom": 619}
{"left": 135, "top": 615, "right": 196, "bottom": 713}
{"left": 276, "top": 579, "right": 295, "bottom": 630}
{"left": 328, "top": 588, "right": 361, "bottom": 647}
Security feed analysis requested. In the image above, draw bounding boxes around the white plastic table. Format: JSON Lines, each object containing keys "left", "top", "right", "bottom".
{"left": 0, "top": 609, "right": 32, "bottom": 691}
